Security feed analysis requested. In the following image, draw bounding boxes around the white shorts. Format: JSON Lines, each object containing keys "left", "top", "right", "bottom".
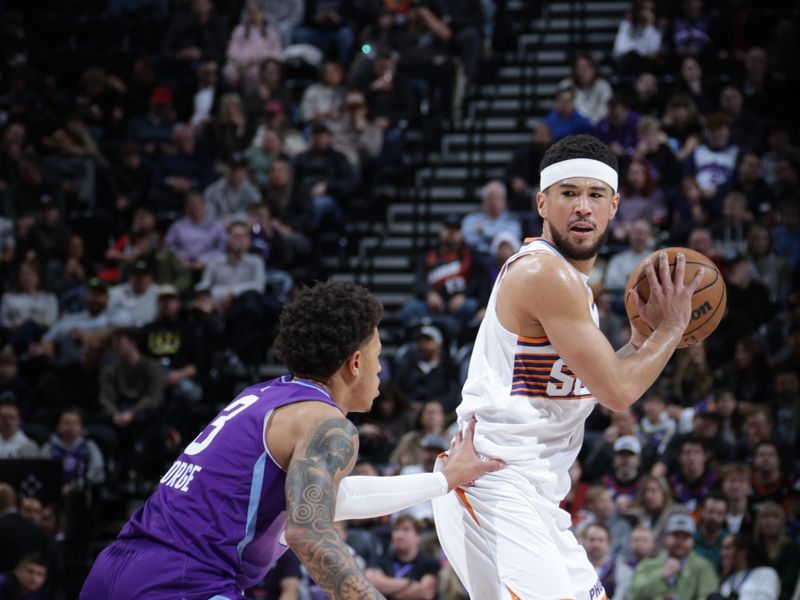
{"left": 432, "top": 458, "right": 606, "bottom": 600}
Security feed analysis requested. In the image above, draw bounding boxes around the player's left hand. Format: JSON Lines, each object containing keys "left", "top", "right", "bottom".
{"left": 441, "top": 417, "right": 506, "bottom": 491}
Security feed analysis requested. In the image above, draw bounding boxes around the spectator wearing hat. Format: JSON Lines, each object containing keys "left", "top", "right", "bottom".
{"left": 488, "top": 230, "right": 522, "bottom": 283}
{"left": 600, "top": 435, "right": 644, "bottom": 509}
{"left": 694, "top": 492, "right": 729, "bottom": 571}
{"left": 292, "top": 123, "right": 357, "bottom": 232}
{"left": 164, "top": 191, "right": 228, "bottom": 274}
{"left": 141, "top": 285, "right": 203, "bottom": 408}
{"left": 127, "top": 85, "right": 177, "bottom": 147}
{"left": 401, "top": 216, "right": 483, "bottom": 336}
{"left": 630, "top": 512, "right": 719, "bottom": 600}
{"left": 394, "top": 325, "right": 459, "bottom": 411}
{"left": 366, "top": 514, "right": 439, "bottom": 598}
{"left": 107, "top": 259, "right": 160, "bottom": 327}
{"left": 0, "top": 400, "right": 38, "bottom": 459}
{"left": 35, "top": 278, "right": 131, "bottom": 365}
{"left": 719, "top": 463, "right": 755, "bottom": 536}
{"left": 203, "top": 153, "right": 262, "bottom": 224}
{"left": 462, "top": 180, "right": 522, "bottom": 261}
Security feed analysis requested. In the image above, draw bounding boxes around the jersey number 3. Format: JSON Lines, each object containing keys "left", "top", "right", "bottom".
{"left": 545, "top": 359, "right": 590, "bottom": 398}
{"left": 184, "top": 394, "right": 261, "bottom": 455}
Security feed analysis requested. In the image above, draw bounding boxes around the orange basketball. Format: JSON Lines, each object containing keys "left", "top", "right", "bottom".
{"left": 623, "top": 247, "right": 726, "bottom": 348}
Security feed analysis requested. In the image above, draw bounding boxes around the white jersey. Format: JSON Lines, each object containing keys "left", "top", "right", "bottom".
{"left": 456, "top": 237, "right": 599, "bottom": 504}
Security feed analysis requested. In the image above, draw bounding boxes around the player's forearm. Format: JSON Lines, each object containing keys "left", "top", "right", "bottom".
{"left": 605, "top": 325, "right": 683, "bottom": 410}
{"left": 334, "top": 472, "right": 448, "bottom": 521}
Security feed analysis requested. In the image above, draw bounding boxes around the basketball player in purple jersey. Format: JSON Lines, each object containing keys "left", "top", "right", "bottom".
{"left": 81, "top": 281, "right": 503, "bottom": 599}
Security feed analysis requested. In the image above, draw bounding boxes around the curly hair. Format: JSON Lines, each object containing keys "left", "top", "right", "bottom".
{"left": 539, "top": 134, "right": 617, "bottom": 174}
{"left": 274, "top": 281, "right": 383, "bottom": 379}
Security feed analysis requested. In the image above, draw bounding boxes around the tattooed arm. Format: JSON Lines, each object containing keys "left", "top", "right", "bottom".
{"left": 284, "top": 411, "right": 385, "bottom": 600}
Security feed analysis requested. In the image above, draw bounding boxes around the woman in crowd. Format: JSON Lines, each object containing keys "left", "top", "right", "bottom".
{"left": 223, "top": 1, "right": 283, "bottom": 94}
{"left": 0, "top": 260, "right": 58, "bottom": 354}
{"left": 754, "top": 502, "right": 800, "bottom": 599}
{"left": 389, "top": 399, "right": 447, "bottom": 469}
{"left": 558, "top": 53, "right": 613, "bottom": 124}
{"left": 718, "top": 532, "right": 781, "bottom": 600}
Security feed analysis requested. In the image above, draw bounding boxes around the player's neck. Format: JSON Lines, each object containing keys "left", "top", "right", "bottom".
{"left": 540, "top": 230, "right": 596, "bottom": 276}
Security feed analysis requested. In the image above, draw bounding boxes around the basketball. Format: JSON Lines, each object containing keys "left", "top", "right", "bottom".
{"left": 624, "top": 247, "right": 727, "bottom": 348}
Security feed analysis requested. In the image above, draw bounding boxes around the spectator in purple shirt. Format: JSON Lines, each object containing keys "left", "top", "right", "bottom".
{"left": 593, "top": 95, "right": 640, "bottom": 162}
{"left": 164, "top": 192, "right": 227, "bottom": 276}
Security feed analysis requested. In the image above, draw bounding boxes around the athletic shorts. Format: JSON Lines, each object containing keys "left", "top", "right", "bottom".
{"left": 80, "top": 538, "right": 240, "bottom": 600}
{"left": 432, "top": 457, "right": 607, "bottom": 600}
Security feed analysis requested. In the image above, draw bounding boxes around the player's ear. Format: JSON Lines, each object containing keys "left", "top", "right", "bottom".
{"left": 536, "top": 190, "right": 547, "bottom": 219}
{"left": 609, "top": 192, "right": 620, "bottom": 220}
{"left": 345, "top": 349, "right": 361, "bottom": 377}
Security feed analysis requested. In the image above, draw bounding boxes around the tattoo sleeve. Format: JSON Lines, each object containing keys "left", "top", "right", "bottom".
{"left": 285, "top": 417, "right": 384, "bottom": 600}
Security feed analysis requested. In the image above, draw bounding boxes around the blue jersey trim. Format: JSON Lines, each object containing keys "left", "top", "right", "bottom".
{"left": 236, "top": 452, "right": 267, "bottom": 561}
{"left": 208, "top": 596, "right": 233, "bottom": 599}
{"left": 288, "top": 378, "right": 332, "bottom": 398}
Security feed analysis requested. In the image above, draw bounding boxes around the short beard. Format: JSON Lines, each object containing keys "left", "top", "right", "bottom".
{"left": 548, "top": 222, "right": 608, "bottom": 261}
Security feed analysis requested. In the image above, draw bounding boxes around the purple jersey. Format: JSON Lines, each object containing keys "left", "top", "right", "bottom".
{"left": 120, "top": 375, "right": 340, "bottom": 591}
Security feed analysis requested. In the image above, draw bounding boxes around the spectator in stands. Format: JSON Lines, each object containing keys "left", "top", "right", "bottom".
{"left": 718, "top": 532, "right": 781, "bottom": 600}
{"left": 161, "top": 0, "right": 226, "bottom": 70}
{"left": 754, "top": 502, "right": 800, "bottom": 598}
{"left": 630, "top": 475, "right": 675, "bottom": 539}
{"left": 625, "top": 525, "right": 656, "bottom": 568}
{"left": 40, "top": 125, "right": 98, "bottom": 210}
{"left": 154, "top": 123, "right": 213, "bottom": 212}
{"left": 583, "top": 407, "right": 640, "bottom": 482}
{"left": 772, "top": 367, "right": 800, "bottom": 455}
{"left": 0, "top": 400, "right": 38, "bottom": 459}
{"left": 41, "top": 407, "right": 105, "bottom": 492}
{"left": 714, "top": 388, "right": 740, "bottom": 447}
{"left": 694, "top": 492, "right": 729, "bottom": 571}
{"left": 543, "top": 88, "right": 592, "bottom": 141}
{"left": 762, "top": 125, "right": 799, "bottom": 190}
{"left": 0, "top": 484, "right": 51, "bottom": 573}
{"left": 401, "top": 216, "right": 482, "bottom": 334}
{"left": 263, "top": 158, "right": 295, "bottom": 223}
{"left": 740, "top": 46, "right": 785, "bottom": 120}
{"left": 670, "top": 344, "right": 715, "bottom": 407}
{"left": 204, "top": 153, "right": 262, "bottom": 223}
{"left": 725, "top": 253, "right": 773, "bottom": 329}
{"left": 243, "top": 127, "right": 284, "bottom": 188}
{"left": 612, "top": 0, "right": 662, "bottom": 76}
{"left": 354, "top": 50, "right": 416, "bottom": 140}
{"left": 633, "top": 117, "right": 681, "bottom": 190}
{"left": 0, "top": 260, "right": 58, "bottom": 354}
{"left": 662, "top": 94, "right": 703, "bottom": 163}
{"left": 0, "top": 553, "right": 48, "bottom": 600}
{"left": 98, "top": 327, "right": 164, "bottom": 475}
{"left": 110, "top": 142, "right": 152, "bottom": 233}
{"left": 259, "top": 100, "right": 307, "bottom": 159}
{"left": 390, "top": 399, "right": 447, "bottom": 469}
{"left": 107, "top": 259, "right": 159, "bottom": 327}
{"left": 18, "top": 195, "right": 70, "bottom": 280}
{"left": 223, "top": 1, "right": 283, "bottom": 94}
{"left": 719, "top": 463, "right": 754, "bottom": 536}
{"left": 117, "top": 229, "right": 192, "bottom": 295}
{"left": 294, "top": 0, "right": 355, "bottom": 65}
{"left": 578, "top": 522, "right": 634, "bottom": 599}
{"left": 672, "top": 56, "right": 714, "bottom": 116}
{"left": 164, "top": 191, "right": 228, "bottom": 275}
{"left": 604, "top": 219, "right": 652, "bottom": 292}
{"left": 719, "top": 85, "right": 765, "bottom": 154}
{"left": 244, "top": 60, "right": 295, "bottom": 125}
{"left": 247, "top": 202, "right": 306, "bottom": 276}
{"left": 330, "top": 89, "right": 383, "bottom": 174}
{"left": 462, "top": 180, "right": 521, "bottom": 259}
{"left": 300, "top": 62, "right": 346, "bottom": 127}
{"left": 207, "top": 93, "right": 254, "bottom": 161}
{"left": 600, "top": 435, "right": 643, "bottom": 509}
{"left": 732, "top": 407, "right": 774, "bottom": 465}
{"left": 292, "top": 123, "right": 357, "bottom": 231}
{"left": 723, "top": 152, "right": 774, "bottom": 220}
{"left": 127, "top": 85, "right": 177, "bottom": 147}
{"left": 185, "top": 58, "right": 222, "bottom": 128}
{"left": 593, "top": 95, "right": 640, "bottom": 160}
{"left": 630, "top": 72, "right": 662, "bottom": 118}
{"left": 637, "top": 393, "right": 674, "bottom": 465}
{"left": 578, "top": 486, "right": 632, "bottom": 560}
{"left": 358, "top": 382, "right": 415, "bottom": 466}
{"left": 141, "top": 285, "right": 203, "bottom": 407}
{"left": 664, "top": 0, "right": 714, "bottom": 61}
{"left": 0, "top": 352, "right": 32, "bottom": 417}
{"left": 47, "top": 233, "right": 93, "bottom": 310}
{"left": 35, "top": 278, "right": 129, "bottom": 366}
{"left": 610, "top": 160, "right": 666, "bottom": 242}
{"left": 771, "top": 200, "right": 800, "bottom": 272}
{"left": 685, "top": 113, "right": 739, "bottom": 201}
{"left": 750, "top": 441, "right": 794, "bottom": 511}
{"left": 365, "top": 514, "right": 439, "bottom": 597}
{"left": 18, "top": 498, "right": 42, "bottom": 527}
{"left": 630, "top": 512, "right": 719, "bottom": 600}
{"left": 395, "top": 325, "right": 459, "bottom": 411}
{"left": 558, "top": 53, "right": 612, "bottom": 124}
{"left": 505, "top": 122, "right": 552, "bottom": 210}
{"left": 668, "top": 436, "right": 717, "bottom": 513}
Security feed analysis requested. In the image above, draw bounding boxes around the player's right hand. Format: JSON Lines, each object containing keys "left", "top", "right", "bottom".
{"left": 440, "top": 417, "right": 506, "bottom": 491}
{"left": 628, "top": 251, "right": 704, "bottom": 337}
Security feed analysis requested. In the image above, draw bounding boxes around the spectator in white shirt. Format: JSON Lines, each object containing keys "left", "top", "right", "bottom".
{"left": 0, "top": 400, "right": 39, "bottom": 459}
{"left": 613, "top": 0, "right": 663, "bottom": 77}
{"left": 718, "top": 533, "right": 781, "bottom": 600}
{"left": 108, "top": 259, "right": 159, "bottom": 327}
{"left": 0, "top": 261, "right": 59, "bottom": 354}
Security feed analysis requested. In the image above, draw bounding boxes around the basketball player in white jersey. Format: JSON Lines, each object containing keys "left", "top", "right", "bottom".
{"left": 432, "top": 135, "right": 704, "bottom": 600}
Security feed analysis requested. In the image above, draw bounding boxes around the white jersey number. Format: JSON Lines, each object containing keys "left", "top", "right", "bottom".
{"left": 184, "top": 394, "right": 261, "bottom": 455}
{"left": 545, "top": 359, "right": 590, "bottom": 397}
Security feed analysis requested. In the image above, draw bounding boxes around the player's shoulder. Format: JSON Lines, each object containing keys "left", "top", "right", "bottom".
{"left": 505, "top": 250, "right": 585, "bottom": 293}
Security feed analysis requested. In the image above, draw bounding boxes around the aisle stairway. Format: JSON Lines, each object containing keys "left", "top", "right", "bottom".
{"left": 329, "top": 0, "right": 630, "bottom": 354}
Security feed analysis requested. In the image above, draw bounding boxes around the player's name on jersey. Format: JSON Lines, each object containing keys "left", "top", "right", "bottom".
{"left": 160, "top": 459, "right": 203, "bottom": 493}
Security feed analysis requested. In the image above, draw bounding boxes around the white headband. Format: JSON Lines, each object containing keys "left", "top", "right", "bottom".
{"left": 540, "top": 158, "right": 618, "bottom": 193}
